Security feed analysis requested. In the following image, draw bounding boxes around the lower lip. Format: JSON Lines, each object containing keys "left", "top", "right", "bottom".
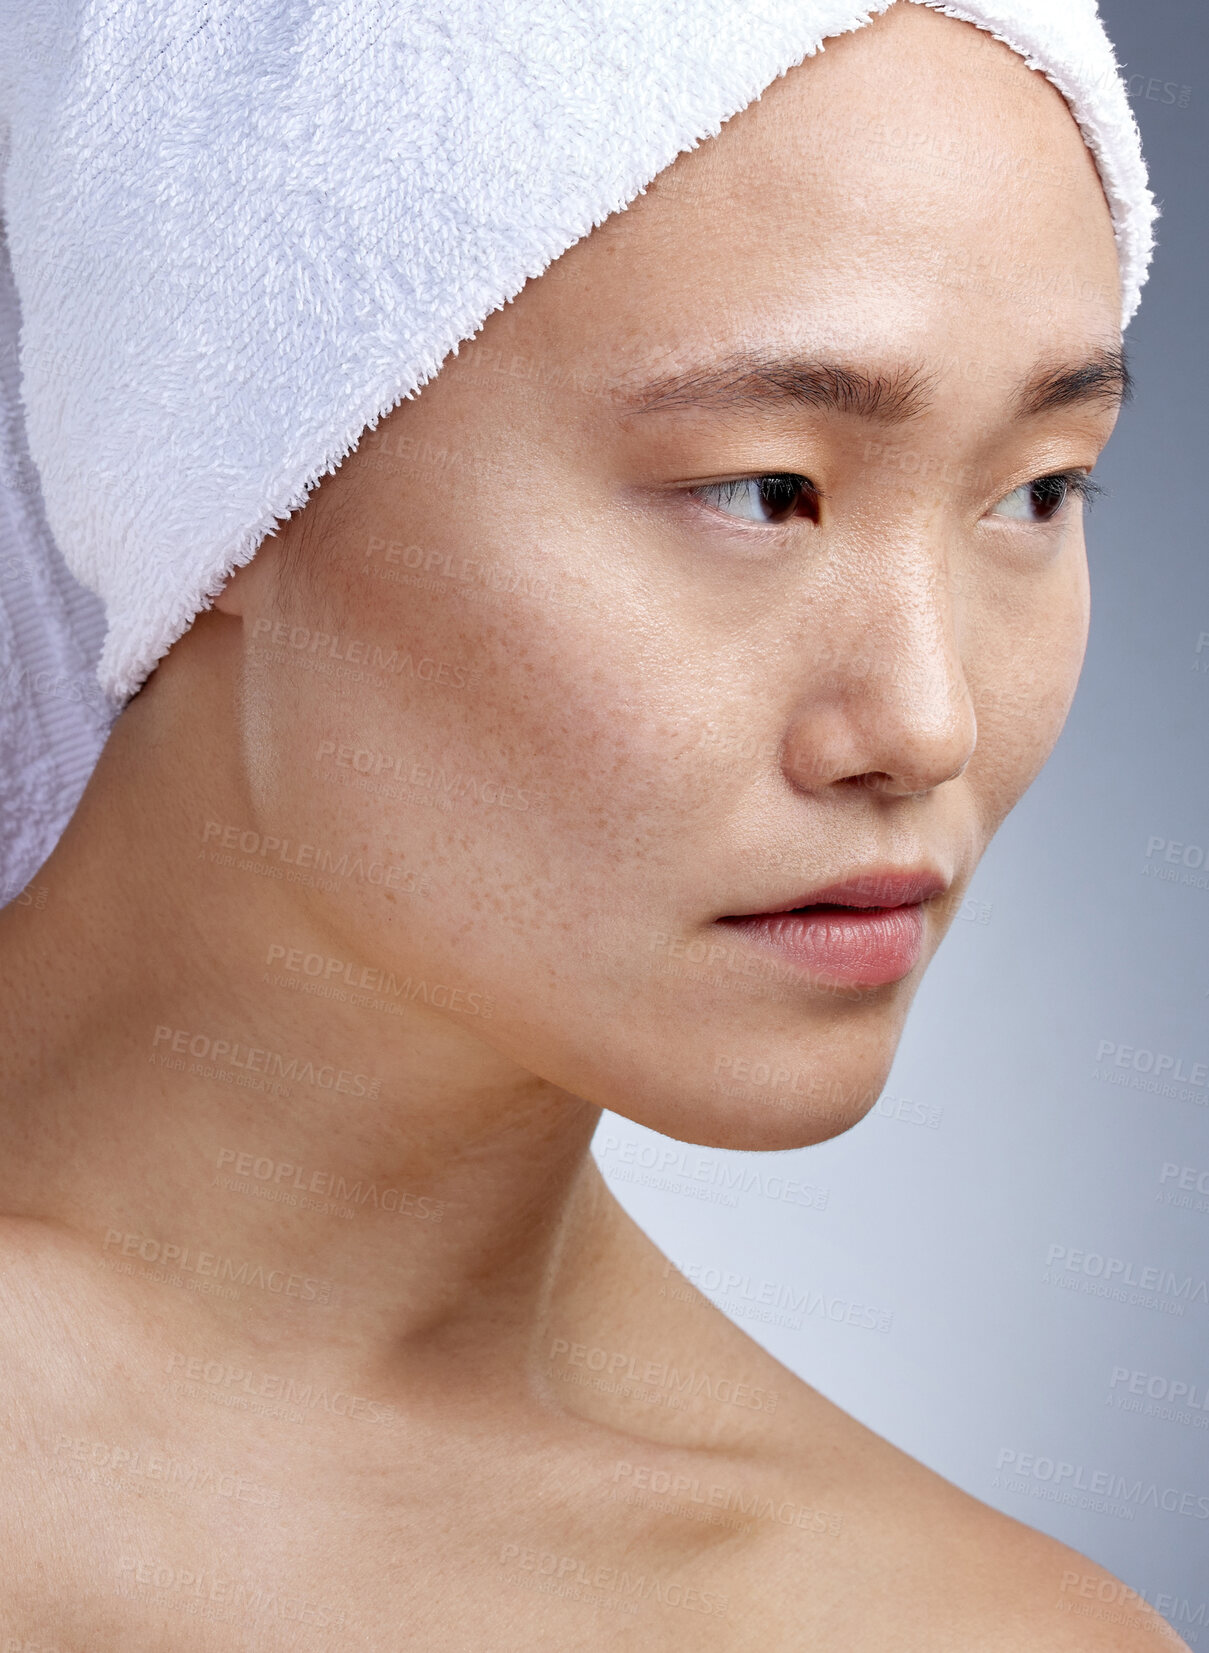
{"left": 716, "top": 904, "right": 926, "bottom": 987}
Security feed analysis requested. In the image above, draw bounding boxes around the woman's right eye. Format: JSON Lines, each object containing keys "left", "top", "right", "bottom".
{"left": 689, "top": 473, "right": 821, "bottom": 525}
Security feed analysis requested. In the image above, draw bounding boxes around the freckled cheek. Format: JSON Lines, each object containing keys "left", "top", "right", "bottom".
{"left": 246, "top": 624, "right": 687, "bottom": 903}
{"left": 449, "top": 606, "right": 727, "bottom": 839}
{"left": 969, "top": 584, "right": 1089, "bottom": 825}
{"left": 507, "top": 671, "right": 700, "bottom": 845}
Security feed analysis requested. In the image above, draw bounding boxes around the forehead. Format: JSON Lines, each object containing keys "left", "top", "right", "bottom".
{"left": 513, "top": 3, "right": 1120, "bottom": 386}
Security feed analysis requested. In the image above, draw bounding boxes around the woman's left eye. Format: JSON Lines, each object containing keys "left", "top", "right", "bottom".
{"left": 688, "top": 473, "right": 821, "bottom": 525}
{"left": 988, "top": 471, "right": 1101, "bottom": 524}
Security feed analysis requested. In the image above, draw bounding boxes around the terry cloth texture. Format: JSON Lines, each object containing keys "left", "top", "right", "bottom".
{"left": 0, "top": 0, "right": 1157, "bottom": 900}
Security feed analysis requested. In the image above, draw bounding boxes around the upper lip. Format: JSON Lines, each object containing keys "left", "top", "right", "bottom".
{"left": 719, "top": 867, "right": 949, "bottom": 919}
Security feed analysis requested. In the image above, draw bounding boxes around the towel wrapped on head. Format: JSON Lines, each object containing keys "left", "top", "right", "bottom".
{"left": 0, "top": 0, "right": 1157, "bottom": 900}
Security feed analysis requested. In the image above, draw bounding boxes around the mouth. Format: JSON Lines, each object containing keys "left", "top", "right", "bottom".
{"left": 715, "top": 868, "right": 947, "bottom": 988}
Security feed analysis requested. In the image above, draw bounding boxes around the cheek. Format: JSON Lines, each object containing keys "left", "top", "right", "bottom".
{"left": 964, "top": 540, "right": 1090, "bottom": 828}
{"left": 241, "top": 502, "right": 722, "bottom": 957}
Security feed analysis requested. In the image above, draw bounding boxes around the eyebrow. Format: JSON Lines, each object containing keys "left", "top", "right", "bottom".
{"left": 1014, "top": 348, "right": 1133, "bottom": 417}
{"left": 616, "top": 345, "right": 1132, "bottom": 424}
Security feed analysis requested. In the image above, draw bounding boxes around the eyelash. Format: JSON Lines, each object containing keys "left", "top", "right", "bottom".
{"left": 986, "top": 468, "right": 1104, "bottom": 525}
{"left": 1058, "top": 471, "right": 1104, "bottom": 501}
{"left": 686, "top": 467, "right": 1104, "bottom": 528}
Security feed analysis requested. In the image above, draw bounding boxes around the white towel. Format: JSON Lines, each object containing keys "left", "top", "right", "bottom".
{"left": 0, "top": 0, "right": 1157, "bottom": 901}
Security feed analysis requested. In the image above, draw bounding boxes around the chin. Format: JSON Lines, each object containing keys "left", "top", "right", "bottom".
{"left": 606, "top": 1034, "right": 902, "bottom": 1154}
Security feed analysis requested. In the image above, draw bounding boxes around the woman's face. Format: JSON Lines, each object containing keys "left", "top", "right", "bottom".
{"left": 218, "top": 2, "right": 1123, "bottom": 1149}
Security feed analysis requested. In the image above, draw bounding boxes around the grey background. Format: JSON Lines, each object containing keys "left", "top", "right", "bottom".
{"left": 593, "top": 0, "right": 1209, "bottom": 1626}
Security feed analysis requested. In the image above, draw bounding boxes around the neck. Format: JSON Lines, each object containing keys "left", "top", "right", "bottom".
{"left": 0, "top": 637, "right": 610, "bottom": 1377}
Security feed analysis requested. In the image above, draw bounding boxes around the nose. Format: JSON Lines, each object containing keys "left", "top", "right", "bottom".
{"left": 780, "top": 550, "right": 978, "bottom": 798}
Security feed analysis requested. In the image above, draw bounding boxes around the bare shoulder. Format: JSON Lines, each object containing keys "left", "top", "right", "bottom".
{"left": 573, "top": 1313, "right": 1190, "bottom": 1646}
{"left": 743, "top": 1386, "right": 1192, "bottom": 1651}
{"left": 583, "top": 1212, "right": 1191, "bottom": 1650}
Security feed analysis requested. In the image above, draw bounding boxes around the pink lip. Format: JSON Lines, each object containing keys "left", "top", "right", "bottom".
{"left": 715, "top": 867, "right": 947, "bottom": 987}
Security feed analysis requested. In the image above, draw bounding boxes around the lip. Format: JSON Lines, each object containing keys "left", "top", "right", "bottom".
{"left": 715, "top": 866, "right": 947, "bottom": 988}
{"left": 723, "top": 868, "right": 949, "bottom": 917}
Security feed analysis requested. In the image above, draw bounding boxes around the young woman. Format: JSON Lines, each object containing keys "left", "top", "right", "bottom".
{"left": 0, "top": 2, "right": 1187, "bottom": 1646}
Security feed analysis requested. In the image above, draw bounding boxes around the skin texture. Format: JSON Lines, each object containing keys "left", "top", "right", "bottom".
{"left": 0, "top": 4, "right": 1190, "bottom": 1648}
